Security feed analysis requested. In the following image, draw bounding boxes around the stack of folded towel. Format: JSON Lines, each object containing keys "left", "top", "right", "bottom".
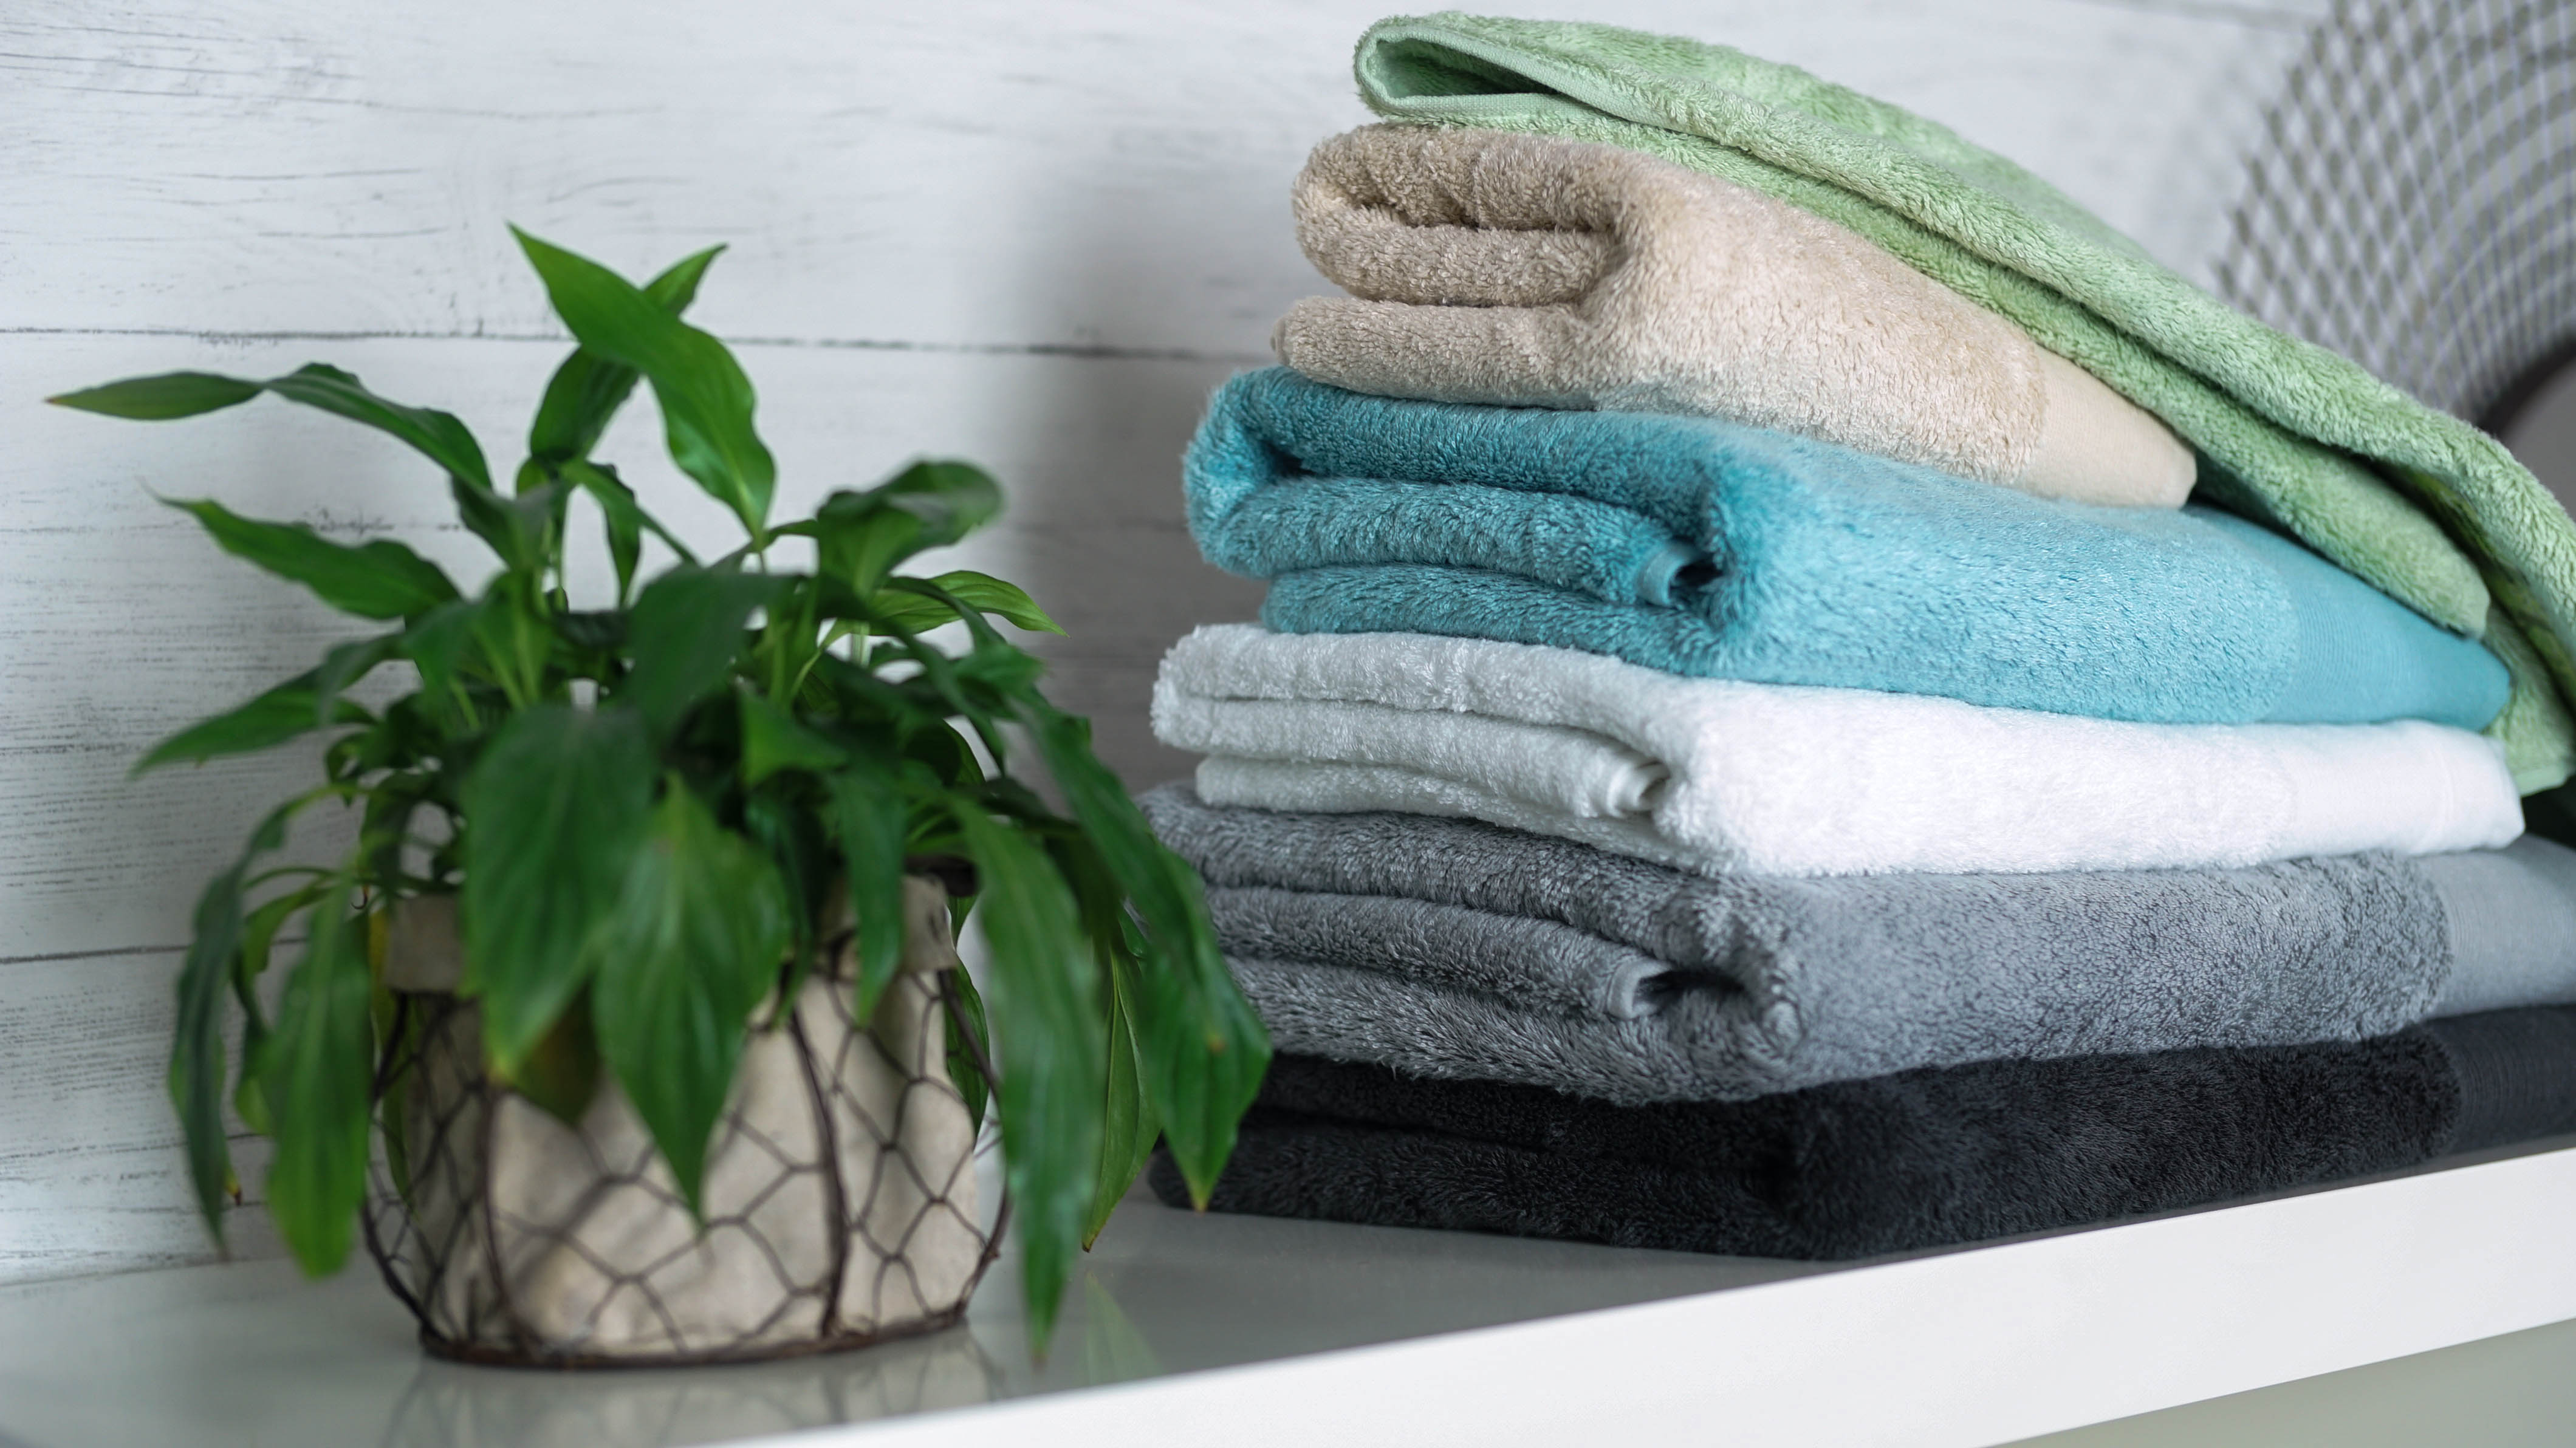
{"left": 1145, "top": 15, "right": 2576, "bottom": 1259}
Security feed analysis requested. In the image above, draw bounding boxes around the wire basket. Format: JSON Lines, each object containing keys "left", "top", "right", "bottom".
{"left": 360, "top": 878, "right": 1000, "bottom": 1368}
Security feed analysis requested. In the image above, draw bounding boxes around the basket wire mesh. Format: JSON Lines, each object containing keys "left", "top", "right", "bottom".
{"left": 361, "top": 883, "right": 1001, "bottom": 1369}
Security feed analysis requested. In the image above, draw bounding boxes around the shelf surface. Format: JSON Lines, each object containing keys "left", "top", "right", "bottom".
{"left": 5, "top": 1139, "right": 2575, "bottom": 1448}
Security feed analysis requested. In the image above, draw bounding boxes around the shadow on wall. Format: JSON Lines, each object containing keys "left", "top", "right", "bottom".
{"left": 1003, "top": 350, "right": 1270, "bottom": 790}
{"left": 971, "top": 143, "right": 1292, "bottom": 790}
{"left": 2499, "top": 354, "right": 2576, "bottom": 517}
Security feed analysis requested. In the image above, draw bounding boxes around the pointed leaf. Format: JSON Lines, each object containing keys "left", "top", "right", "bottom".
{"left": 53, "top": 364, "right": 488, "bottom": 490}
{"left": 944, "top": 965, "right": 991, "bottom": 1135}
{"left": 310, "top": 634, "right": 403, "bottom": 725}
{"left": 50, "top": 372, "right": 262, "bottom": 420}
{"left": 561, "top": 459, "right": 696, "bottom": 566}
{"left": 1084, "top": 955, "right": 1158, "bottom": 1248}
{"left": 260, "top": 884, "right": 375, "bottom": 1276}
{"left": 588, "top": 785, "right": 790, "bottom": 1215}
{"left": 513, "top": 229, "right": 775, "bottom": 531}
{"left": 802, "top": 463, "right": 1003, "bottom": 596}
{"left": 167, "top": 803, "right": 297, "bottom": 1239}
{"left": 617, "top": 566, "right": 779, "bottom": 736}
{"left": 261, "top": 363, "right": 491, "bottom": 490}
{"left": 826, "top": 758, "right": 911, "bottom": 1016}
{"left": 1026, "top": 705, "right": 1266, "bottom": 1204}
{"left": 925, "top": 570, "right": 1063, "bottom": 634}
{"left": 739, "top": 691, "right": 848, "bottom": 786}
{"left": 744, "top": 786, "right": 832, "bottom": 999}
{"left": 955, "top": 808, "right": 1103, "bottom": 1351}
{"left": 135, "top": 672, "right": 372, "bottom": 775}
{"left": 871, "top": 461, "right": 1001, "bottom": 549}
{"left": 529, "top": 245, "right": 724, "bottom": 463}
{"left": 450, "top": 475, "right": 558, "bottom": 575}
{"left": 168, "top": 498, "right": 459, "bottom": 621}
{"left": 400, "top": 598, "right": 482, "bottom": 709}
{"left": 459, "top": 705, "right": 654, "bottom": 1070}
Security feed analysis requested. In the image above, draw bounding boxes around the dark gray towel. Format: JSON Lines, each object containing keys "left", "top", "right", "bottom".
{"left": 1145, "top": 785, "right": 2576, "bottom": 1104}
{"left": 1148, "top": 1006, "right": 2576, "bottom": 1259}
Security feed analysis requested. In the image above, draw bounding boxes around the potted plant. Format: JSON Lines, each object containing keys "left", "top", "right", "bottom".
{"left": 49, "top": 229, "right": 1269, "bottom": 1364}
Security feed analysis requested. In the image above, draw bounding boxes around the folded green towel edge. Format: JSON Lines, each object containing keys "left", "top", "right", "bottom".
{"left": 1348, "top": 12, "right": 2576, "bottom": 792}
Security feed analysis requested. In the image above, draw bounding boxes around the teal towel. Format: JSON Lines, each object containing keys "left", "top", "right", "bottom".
{"left": 1186, "top": 369, "right": 2510, "bottom": 729}
{"left": 1344, "top": 13, "right": 2576, "bottom": 787}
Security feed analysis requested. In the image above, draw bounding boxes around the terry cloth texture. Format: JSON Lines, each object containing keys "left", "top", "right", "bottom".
{"left": 1343, "top": 13, "right": 2576, "bottom": 792}
{"left": 1281, "top": 126, "right": 2196, "bottom": 508}
{"left": 1187, "top": 370, "right": 2512, "bottom": 732}
{"left": 1153, "top": 626, "right": 2524, "bottom": 878}
{"left": 1140, "top": 785, "right": 2576, "bottom": 1104}
{"left": 1146, "top": 1006, "right": 2576, "bottom": 1259}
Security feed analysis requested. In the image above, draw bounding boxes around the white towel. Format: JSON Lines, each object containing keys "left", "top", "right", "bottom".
{"left": 1151, "top": 624, "right": 2524, "bottom": 878}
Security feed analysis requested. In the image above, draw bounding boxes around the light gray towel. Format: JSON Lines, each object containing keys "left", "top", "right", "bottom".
{"left": 1143, "top": 785, "right": 2576, "bottom": 1104}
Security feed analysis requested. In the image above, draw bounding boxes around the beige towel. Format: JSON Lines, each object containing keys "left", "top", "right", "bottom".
{"left": 1278, "top": 126, "right": 2195, "bottom": 508}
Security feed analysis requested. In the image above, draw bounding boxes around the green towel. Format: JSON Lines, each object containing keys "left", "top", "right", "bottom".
{"left": 1349, "top": 12, "right": 2576, "bottom": 793}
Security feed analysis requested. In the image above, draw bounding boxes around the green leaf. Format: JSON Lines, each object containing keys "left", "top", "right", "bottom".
{"left": 513, "top": 990, "right": 603, "bottom": 1126}
{"left": 459, "top": 705, "right": 654, "bottom": 1071}
{"left": 826, "top": 758, "right": 911, "bottom": 1018}
{"left": 870, "top": 461, "right": 1002, "bottom": 550}
{"left": 954, "top": 808, "right": 1103, "bottom": 1351}
{"left": 944, "top": 965, "right": 991, "bottom": 1135}
{"left": 1084, "top": 954, "right": 1158, "bottom": 1248}
{"left": 588, "top": 784, "right": 790, "bottom": 1216}
{"left": 1026, "top": 706, "right": 1266, "bottom": 1206}
{"left": 739, "top": 690, "right": 848, "bottom": 785}
{"left": 616, "top": 566, "right": 779, "bottom": 736}
{"left": 512, "top": 229, "right": 776, "bottom": 533}
{"left": 450, "top": 475, "right": 558, "bottom": 576}
{"left": 802, "top": 463, "right": 1004, "bottom": 596}
{"left": 54, "top": 364, "right": 490, "bottom": 491}
{"left": 261, "top": 363, "right": 492, "bottom": 490}
{"left": 227, "top": 882, "right": 324, "bottom": 1138}
{"left": 400, "top": 598, "right": 482, "bottom": 711}
{"left": 167, "top": 497, "right": 459, "bottom": 621}
{"left": 924, "top": 570, "right": 1063, "bottom": 634}
{"left": 529, "top": 246, "right": 724, "bottom": 463}
{"left": 50, "top": 372, "right": 262, "bottom": 420}
{"left": 310, "top": 634, "right": 402, "bottom": 724}
{"left": 135, "top": 671, "right": 374, "bottom": 776}
{"left": 260, "top": 883, "right": 376, "bottom": 1276}
{"left": 743, "top": 786, "right": 832, "bottom": 1000}
{"left": 167, "top": 802, "right": 298, "bottom": 1240}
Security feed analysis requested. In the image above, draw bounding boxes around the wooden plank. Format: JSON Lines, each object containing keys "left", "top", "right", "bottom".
{"left": 2, "top": 0, "right": 2309, "bottom": 351}
{"left": 0, "top": 946, "right": 281, "bottom": 1282}
{"left": 839, "top": 1142, "right": 2576, "bottom": 1448}
{"left": 1, "top": 332, "right": 1258, "bottom": 961}
{"left": 0, "top": 0, "right": 2329, "bottom": 1288}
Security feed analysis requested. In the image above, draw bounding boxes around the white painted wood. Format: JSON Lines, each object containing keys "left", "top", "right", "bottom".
{"left": 2, "top": 0, "right": 2298, "bottom": 351}
{"left": 0, "top": 333, "right": 1260, "bottom": 962}
{"left": 0, "top": 946, "right": 281, "bottom": 1281}
{"left": 0, "top": 1141, "right": 2567, "bottom": 1447}
{"left": 0, "top": 0, "right": 2326, "bottom": 1299}
{"left": 834, "top": 1142, "right": 2576, "bottom": 1448}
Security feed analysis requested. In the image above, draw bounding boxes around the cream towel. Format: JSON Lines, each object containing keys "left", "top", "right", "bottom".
{"left": 1151, "top": 624, "right": 2523, "bottom": 878}
{"left": 1276, "top": 126, "right": 2196, "bottom": 508}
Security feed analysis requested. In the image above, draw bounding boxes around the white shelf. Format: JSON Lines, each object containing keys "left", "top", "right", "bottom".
{"left": 5, "top": 1139, "right": 2574, "bottom": 1448}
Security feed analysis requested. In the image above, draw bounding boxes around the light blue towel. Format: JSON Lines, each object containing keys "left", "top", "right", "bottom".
{"left": 1185, "top": 369, "right": 2510, "bottom": 729}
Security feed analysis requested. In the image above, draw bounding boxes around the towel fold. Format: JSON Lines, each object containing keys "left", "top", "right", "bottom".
{"left": 1279, "top": 126, "right": 2196, "bottom": 508}
{"left": 1148, "top": 1006, "right": 2576, "bottom": 1260}
{"left": 1188, "top": 370, "right": 2511, "bottom": 731}
{"left": 1340, "top": 14, "right": 2576, "bottom": 790}
{"left": 1153, "top": 626, "right": 2523, "bottom": 878}
{"left": 1141, "top": 785, "right": 2576, "bottom": 1104}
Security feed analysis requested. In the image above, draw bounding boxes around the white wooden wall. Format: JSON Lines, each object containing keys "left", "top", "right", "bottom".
{"left": 0, "top": 0, "right": 2331, "bottom": 1284}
